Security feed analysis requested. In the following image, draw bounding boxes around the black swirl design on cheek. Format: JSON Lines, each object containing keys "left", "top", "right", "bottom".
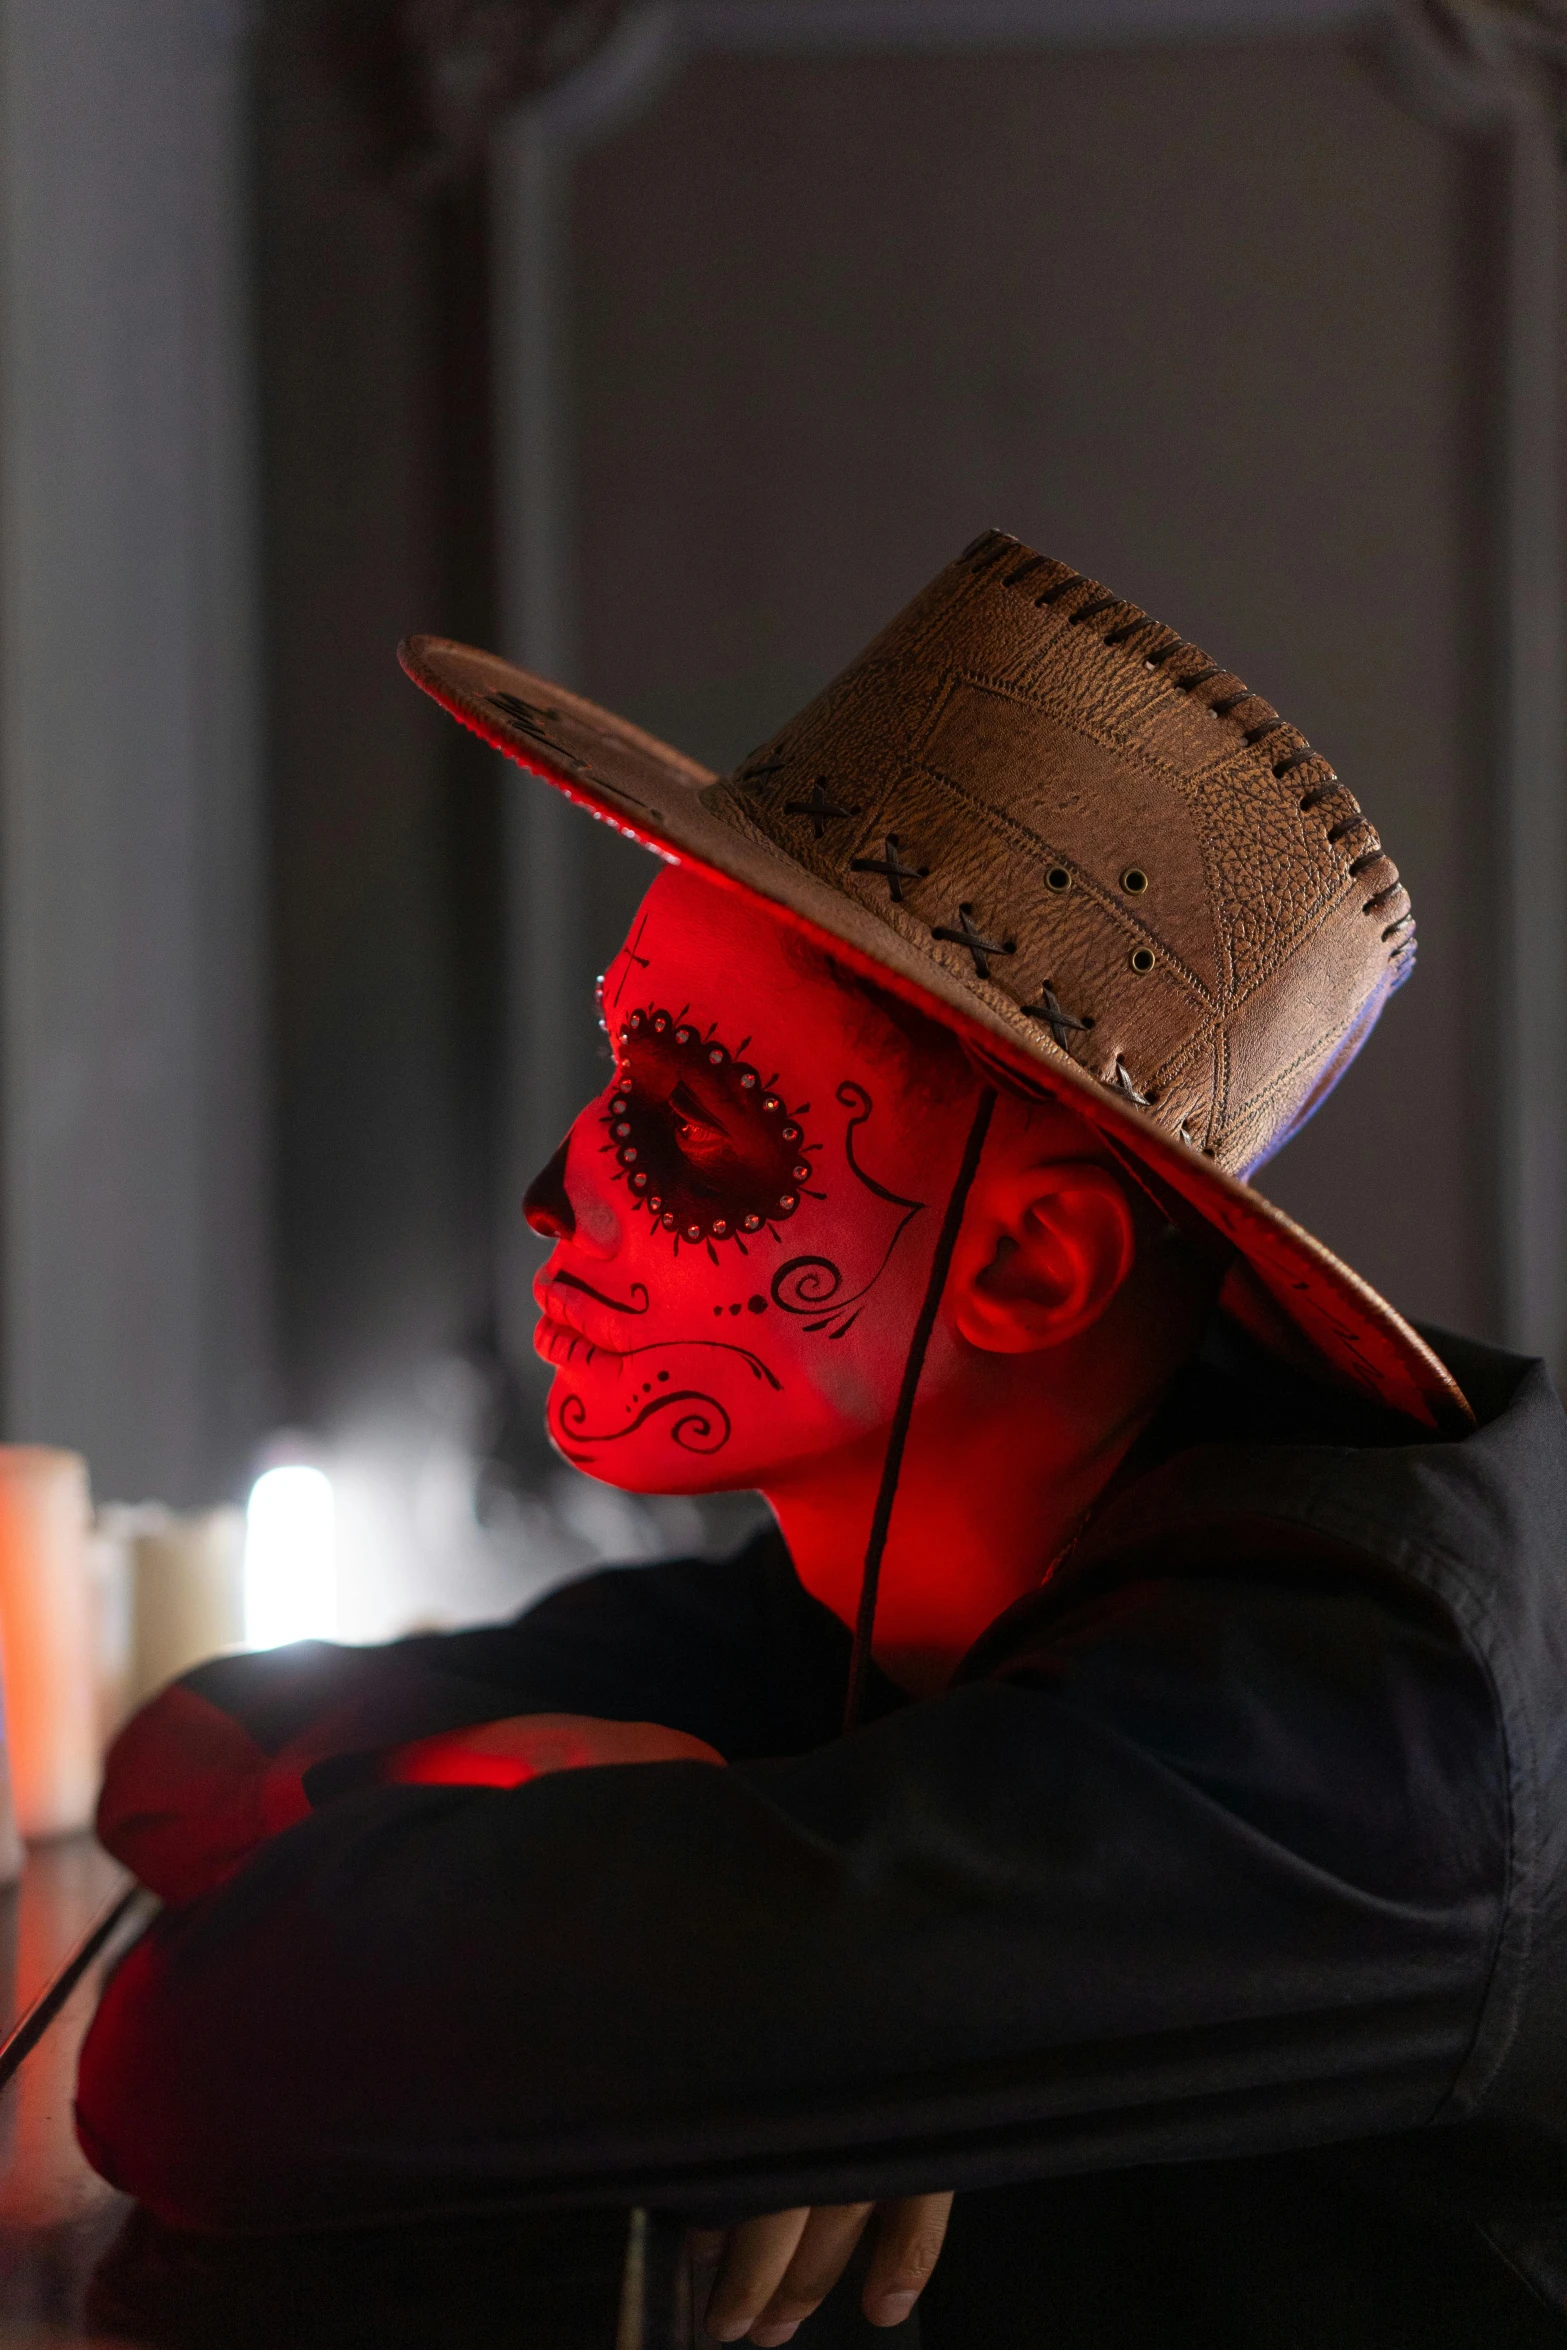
{"left": 555, "top": 1388, "right": 732, "bottom": 1463}
{"left": 552, "top": 1269, "right": 650, "bottom": 1316}
{"left": 620, "top": 1341, "right": 781, "bottom": 1389}
{"left": 770, "top": 1081, "right": 927, "bottom": 1339}
{"left": 772, "top": 1259, "right": 846, "bottom": 1317}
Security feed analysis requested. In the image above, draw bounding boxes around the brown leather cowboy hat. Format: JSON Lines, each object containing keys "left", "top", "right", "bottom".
{"left": 401, "top": 529, "right": 1471, "bottom": 1435}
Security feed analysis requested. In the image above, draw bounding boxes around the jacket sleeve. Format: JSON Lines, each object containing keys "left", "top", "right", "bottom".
{"left": 76, "top": 1564, "right": 1508, "bottom": 2232}
{"left": 96, "top": 1540, "right": 830, "bottom": 1904}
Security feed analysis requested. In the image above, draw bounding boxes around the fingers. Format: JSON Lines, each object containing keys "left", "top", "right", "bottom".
{"left": 861, "top": 2192, "right": 954, "bottom": 2329}
{"left": 745, "top": 2202, "right": 875, "bottom": 2345}
{"left": 699, "top": 2207, "right": 811, "bottom": 2343}
{"left": 695, "top": 2193, "right": 949, "bottom": 2346}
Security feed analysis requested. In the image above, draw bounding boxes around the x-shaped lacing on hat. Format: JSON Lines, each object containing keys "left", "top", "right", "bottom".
{"left": 931, "top": 902, "right": 1016, "bottom": 981}
{"left": 1024, "top": 981, "right": 1094, "bottom": 1050}
{"left": 850, "top": 835, "right": 928, "bottom": 904}
{"left": 785, "top": 780, "right": 860, "bottom": 837}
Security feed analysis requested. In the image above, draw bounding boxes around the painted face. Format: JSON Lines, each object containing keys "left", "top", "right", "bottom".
{"left": 526, "top": 864, "right": 980, "bottom": 1494}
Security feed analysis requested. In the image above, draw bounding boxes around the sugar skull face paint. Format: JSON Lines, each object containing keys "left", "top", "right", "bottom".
{"left": 603, "top": 1007, "right": 819, "bottom": 1247}
{"left": 525, "top": 864, "right": 983, "bottom": 1495}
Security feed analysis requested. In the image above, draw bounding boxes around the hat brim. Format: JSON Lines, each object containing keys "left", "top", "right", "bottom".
{"left": 401, "top": 634, "right": 1472, "bottom": 1436}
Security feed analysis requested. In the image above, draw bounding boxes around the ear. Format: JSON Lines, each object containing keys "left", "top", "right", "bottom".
{"left": 949, "top": 1161, "right": 1138, "bottom": 1355}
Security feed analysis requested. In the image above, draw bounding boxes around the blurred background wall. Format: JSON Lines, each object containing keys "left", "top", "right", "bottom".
{"left": 0, "top": 0, "right": 269, "bottom": 1508}
{"left": 0, "top": 0, "right": 1563, "bottom": 1636}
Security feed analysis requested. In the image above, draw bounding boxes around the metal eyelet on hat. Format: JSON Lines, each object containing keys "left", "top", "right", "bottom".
{"left": 1121, "top": 868, "right": 1149, "bottom": 895}
{"left": 1046, "top": 866, "right": 1072, "bottom": 893}
{"left": 1129, "top": 947, "right": 1156, "bottom": 975}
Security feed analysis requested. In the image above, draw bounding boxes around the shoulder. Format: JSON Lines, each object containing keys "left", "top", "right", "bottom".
{"left": 482, "top": 1520, "right": 810, "bottom": 1654}
{"left": 968, "top": 1554, "right": 1505, "bottom": 1893}
{"left": 1066, "top": 1318, "right": 1567, "bottom": 1648}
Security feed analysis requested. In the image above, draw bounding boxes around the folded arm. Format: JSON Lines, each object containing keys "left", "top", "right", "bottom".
{"left": 78, "top": 1567, "right": 1506, "bottom": 2233}
{"left": 96, "top": 1537, "right": 834, "bottom": 1902}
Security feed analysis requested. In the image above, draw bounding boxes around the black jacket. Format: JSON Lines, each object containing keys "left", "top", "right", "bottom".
{"left": 76, "top": 1322, "right": 1567, "bottom": 2343}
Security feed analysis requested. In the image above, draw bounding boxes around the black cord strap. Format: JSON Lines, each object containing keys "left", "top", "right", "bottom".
{"left": 842, "top": 1085, "right": 998, "bottom": 1732}
{"left": 0, "top": 1883, "right": 144, "bottom": 2090}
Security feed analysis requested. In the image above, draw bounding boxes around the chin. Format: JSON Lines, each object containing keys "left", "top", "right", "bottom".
{"left": 545, "top": 1373, "right": 751, "bottom": 1493}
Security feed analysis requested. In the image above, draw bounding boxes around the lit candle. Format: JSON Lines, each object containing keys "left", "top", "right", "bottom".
{"left": 0, "top": 1449, "right": 97, "bottom": 1842}
{"left": 126, "top": 1507, "right": 246, "bottom": 1712}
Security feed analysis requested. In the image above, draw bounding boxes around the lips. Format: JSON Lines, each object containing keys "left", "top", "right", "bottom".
{"left": 532, "top": 1270, "right": 630, "bottom": 1365}
{"left": 535, "top": 1312, "right": 615, "bottom": 1370}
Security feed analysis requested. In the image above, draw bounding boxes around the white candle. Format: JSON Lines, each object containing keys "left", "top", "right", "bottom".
{"left": 127, "top": 1506, "right": 245, "bottom": 1711}
{"left": 87, "top": 1506, "right": 139, "bottom": 1750}
{"left": 0, "top": 1448, "right": 97, "bottom": 1842}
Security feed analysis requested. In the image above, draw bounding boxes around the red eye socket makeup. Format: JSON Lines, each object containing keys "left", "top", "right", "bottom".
{"left": 604, "top": 1007, "right": 820, "bottom": 1249}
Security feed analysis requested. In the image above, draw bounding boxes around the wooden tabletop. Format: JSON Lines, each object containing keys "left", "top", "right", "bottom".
{"left": 0, "top": 1835, "right": 147, "bottom": 2342}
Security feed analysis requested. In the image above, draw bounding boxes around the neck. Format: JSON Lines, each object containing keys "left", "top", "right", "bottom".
{"left": 763, "top": 1372, "right": 1158, "bottom": 1698}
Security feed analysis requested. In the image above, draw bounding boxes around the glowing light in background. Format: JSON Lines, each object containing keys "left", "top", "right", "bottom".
{"left": 244, "top": 1465, "right": 337, "bottom": 1650}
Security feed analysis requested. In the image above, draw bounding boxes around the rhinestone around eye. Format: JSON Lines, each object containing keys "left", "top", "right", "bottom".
{"left": 649, "top": 1195, "right": 662, "bottom": 1210}
{"left": 620, "top": 1147, "right": 638, "bottom": 1164}
{"left": 712, "top": 1219, "right": 729, "bottom": 1235}
{"left": 763, "top": 1096, "right": 780, "bottom": 1113}
{"left": 685, "top": 1224, "right": 702, "bottom": 1240}
{"left": 609, "top": 1095, "right": 627, "bottom": 1113}
{"left": 793, "top": 1163, "right": 810, "bottom": 1180}
{"left": 740, "top": 1074, "right": 757, "bottom": 1089}
{"left": 742, "top": 1214, "right": 761, "bottom": 1230}
{"left": 613, "top": 1121, "right": 631, "bottom": 1138}
{"left": 778, "top": 1195, "right": 797, "bottom": 1211}
{"left": 708, "top": 1047, "right": 725, "bottom": 1064}
{"left": 632, "top": 1172, "right": 649, "bottom": 1189}
{"left": 653, "top": 1016, "right": 667, "bottom": 1032}
{"left": 675, "top": 1027, "right": 691, "bottom": 1043}
{"left": 629, "top": 1012, "right": 642, "bottom": 1027}
{"left": 781, "top": 1124, "right": 799, "bottom": 1141}
{"left": 660, "top": 1212, "right": 676, "bottom": 1228}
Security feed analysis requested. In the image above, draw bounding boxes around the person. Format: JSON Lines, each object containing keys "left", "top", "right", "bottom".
{"left": 77, "top": 537, "right": 1567, "bottom": 2347}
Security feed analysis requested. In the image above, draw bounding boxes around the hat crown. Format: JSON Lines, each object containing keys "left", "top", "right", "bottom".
{"left": 709, "top": 532, "right": 1412, "bottom": 1175}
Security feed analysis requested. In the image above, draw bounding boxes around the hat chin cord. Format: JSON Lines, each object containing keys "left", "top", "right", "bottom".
{"left": 842, "top": 1086, "right": 999, "bottom": 1733}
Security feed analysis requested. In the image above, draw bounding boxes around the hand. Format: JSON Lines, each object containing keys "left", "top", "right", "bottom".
{"left": 690, "top": 2193, "right": 954, "bottom": 2343}
{"left": 380, "top": 1711, "right": 725, "bottom": 1789}
{"left": 97, "top": 1684, "right": 288, "bottom": 1906}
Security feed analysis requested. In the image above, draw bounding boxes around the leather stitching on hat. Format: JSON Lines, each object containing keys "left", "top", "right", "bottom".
{"left": 849, "top": 836, "right": 928, "bottom": 903}
{"left": 970, "top": 539, "right": 1412, "bottom": 969}
{"left": 1022, "top": 981, "right": 1094, "bottom": 1050}
{"left": 708, "top": 534, "right": 1413, "bottom": 1180}
{"left": 908, "top": 752, "right": 1217, "bottom": 1008}
{"left": 929, "top": 901, "right": 1017, "bottom": 981}
{"left": 784, "top": 779, "right": 860, "bottom": 837}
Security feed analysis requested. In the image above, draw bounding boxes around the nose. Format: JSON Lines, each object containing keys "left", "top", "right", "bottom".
{"left": 523, "top": 1138, "right": 575, "bottom": 1240}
